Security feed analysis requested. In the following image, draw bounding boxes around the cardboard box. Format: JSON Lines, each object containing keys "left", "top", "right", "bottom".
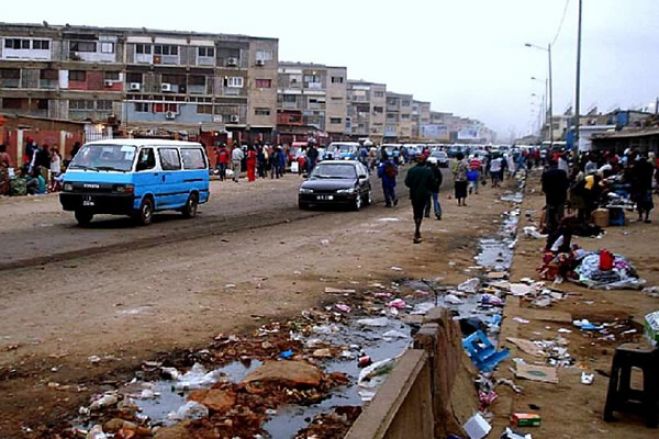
{"left": 511, "top": 413, "right": 541, "bottom": 427}
{"left": 591, "top": 208, "right": 609, "bottom": 228}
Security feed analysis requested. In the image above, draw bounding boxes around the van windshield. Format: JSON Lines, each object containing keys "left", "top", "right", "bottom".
{"left": 69, "top": 144, "right": 137, "bottom": 172}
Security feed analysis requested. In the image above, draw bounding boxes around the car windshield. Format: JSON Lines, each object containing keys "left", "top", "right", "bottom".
{"left": 329, "top": 144, "right": 356, "bottom": 153}
{"left": 68, "top": 144, "right": 137, "bottom": 172}
{"left": 431, "top": 151, "right": 447, "bottom": 158}
{"left": 311, "top": 163, "right": 357, "bottom": 179}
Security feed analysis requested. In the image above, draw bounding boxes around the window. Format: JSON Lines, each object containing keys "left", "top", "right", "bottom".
{"left": 1, "top": 98, "right": 23, "bottom": 109}
{"left": 32, "top": 40, "right": 50, "bottom": 50}
{"left": 134, "top": 102, "right": 150, "bottom": 112}
{"left": 70, "top": 41, "right": 97, "bottom": 52}
{"left": 153, "top": 103, "right": 179, "bottom": 113}
{"left": 0, "top": 68, "right": 20, "bottom": 79}
{"left": 401, "top": 100, "right": 411, "bottom": 106}
{"left": 126, "top": 72, "right": 142, "bottom": 83}
{"left": 158, "top": 148, "right": 181, "bottom": 170}
{"left": 373, "top": 106, "right": 384, "bottom": 113}
{"left": 331, "top": 97, "right": 343, "bottom": 101}
{"left": 282, "top": 94, "right": 297, "bottom": 103}
{"left": 401, "top": 114, "right": 410, "bottom": 120}
{"left": 198, "top": 46, "right": 214, "bottom": 57}
{"left": 21, "top": 39, "right": 30, "bottom": 49}
{"left": 39, "top": 69, "right": 58, "bottom": 80}
{"left": 4, "top": 38, "right": 33, "bottom": 49}
{"left": 374, "top": 91, "right": 385, "bottom": 98}
{"left": 226, "top": 77, "right": 243, "bottom": 88}
{"left": 154, "top": 44, "right": 178, "bottom": 55}
{"left": 254, "top": 108, "right": 271, "bottom": 116}
{"left": 100, "top": 42, "right": 114, "bottom": 54}
{"left": 254, "top": 78, "right": 272, "bottom": 88}
{"left": 181, "top": 148, "right": 207, "bottom": 170}
{"left": 135, "top": 44, "right": 152, "bottom": 54}
{"left": 69, "top": 70, "right": 86, "bottom": 81}
{"left": 196, "top": 104, "right": 212, "bottom": 114}
{"left": 189, "top": 75, "right": 206, "bottom": 86}
{"left": 255, "top": 50, "right": 272, "bottom": 61}
{"left": 69, "top": 100, "right": 94, "bottom": 111}
{"left": 331, "top": 76, "right": 344, "bottom": 84}
{"left": 330, "top": 117, "right": 342, "bottom": 124}
{"left": 104, "top": 71, "right": 120, "bottom": 81}
{"left": 136, "top": 148, "right": 156, "bottom": 171}
{"left": 97, "top": 100, "right": 113, "bottom": 111}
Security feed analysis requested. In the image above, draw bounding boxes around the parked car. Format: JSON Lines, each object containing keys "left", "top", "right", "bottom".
{"left": 324, "top": 142, "right": 360, "bottom": 160}
{"left": 60, "top": 139, "right": 210, "bottom": 226}
{"left": 298, "top": 160, "right": 372, "bottom": 210}
{"left": 430, "top": 150, "right": 449, "bottom": 168}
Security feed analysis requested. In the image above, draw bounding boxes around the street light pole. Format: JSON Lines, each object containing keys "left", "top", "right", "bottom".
{"left": 547, "top": 44, "right": 553, "bottom": 148}
{"left": 574, "top": 0, "right": 583, "bottom": 151}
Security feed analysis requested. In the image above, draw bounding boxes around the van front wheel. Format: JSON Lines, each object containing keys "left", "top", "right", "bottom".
{"left": 182, "top": 193, "right": 198, "bottom": 218}
{"left": 134, "top": 197, "right": 154, "bottom": 226}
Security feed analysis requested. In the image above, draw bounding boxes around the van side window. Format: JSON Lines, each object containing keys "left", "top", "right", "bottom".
{"left": 136, "top": 148, "right": 156, "bottom": 171}
{"left": 159, "top": 148, "right": 181, "bottom": 171}
{"left": 181, "top": 148, "right": 207, "bottom": 170}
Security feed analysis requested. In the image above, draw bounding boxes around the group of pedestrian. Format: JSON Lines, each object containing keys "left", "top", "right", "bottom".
{"left": 541, "top": 147, "right": 656, "bottom": 252}
{"left": 0, "top": 138, "right": 70, "bottom": 197}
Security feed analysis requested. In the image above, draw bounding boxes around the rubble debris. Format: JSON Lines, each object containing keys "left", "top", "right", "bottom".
{"left": 506, "top": 337, "right": 545, "bottom": 357}
{"left": 243, "top": 360, "right": 324, "bottom": 388}
{"left": 294, "top": 406, "right": 362, "bottom": 439}
{"left": 187, "top": 388, "right": 236, "bottom": 412}
{"left": 166, "top": 401, "right": 209, "bottom": 422}
{"left": 458, "top": 278, "right": 481, "bottom": 293}
{"left": 356, "top": 317, "right": 390, "bottom": 327}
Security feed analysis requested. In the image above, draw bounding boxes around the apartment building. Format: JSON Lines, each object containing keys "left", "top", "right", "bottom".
{"left": 277, "top": 62, "right": 347, "bottom": 137}
{"left": 384, "top": 92, "right": 413, "bottom": 140}
{"left": 346, "top": 80, "right": 386, "bottom": 141}
{"left": 411, "top": 100, "right": 431, "bottom": 139}
{"left": 0, "top": 22, "right": 278, "bottom": 138}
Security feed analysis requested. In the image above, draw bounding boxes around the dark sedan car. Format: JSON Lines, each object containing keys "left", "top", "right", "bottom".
{"left": 298, "top": 160, "right": 372, "bottom": 210}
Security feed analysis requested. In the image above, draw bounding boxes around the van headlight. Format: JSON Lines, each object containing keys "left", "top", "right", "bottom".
{"left": 299, "top": 187, "right": 313, "bottom": 194}
{"left": 113, "top": 184, "right": 134, "bottom": 194}
{"left": 337, "top": 187, "right": 355, "bottom": 194}
{"left": 63, "top": 183, "right": 73, "bottom": 192}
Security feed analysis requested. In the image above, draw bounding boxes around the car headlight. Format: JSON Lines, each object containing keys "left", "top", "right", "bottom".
{"left": 299, "top": 187, "right": 313, "bottom": 194}
{"left": 63, "top": 183, "right": 73, "bottom": 192}
{"left": 337, "top": 187, "right": 356, "bottom": 194}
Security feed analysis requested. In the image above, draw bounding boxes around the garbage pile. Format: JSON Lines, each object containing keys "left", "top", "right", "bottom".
{"left": 56, "top": 279, "right": 449, "bottom": 439}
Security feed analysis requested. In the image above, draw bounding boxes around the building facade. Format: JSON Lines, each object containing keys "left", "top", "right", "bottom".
{"left": 277, "top": 62, "right": 347, "bottom": 138}
{"left": 385, "top": 92, "right": 413, "bottom": 140}
{"left": 346, "top": 80, "right": 386, "bottom": 141}
{"left": 411, "top": 100, "right": 430, "bottom": 139}
{"left": 0, "top": 22, "right": 278, "bottom": 139}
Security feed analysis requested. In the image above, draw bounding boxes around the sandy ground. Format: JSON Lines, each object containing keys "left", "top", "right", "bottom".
{"left": 0, "top": 168, "right": 516, "bottom": 436}
{"left": 493, "top": 170, "right": 659, "bottom": 438}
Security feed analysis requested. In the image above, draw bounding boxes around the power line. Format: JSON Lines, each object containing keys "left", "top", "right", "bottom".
{"left": 551, "top": 0, "right": 571, "bottom": 46}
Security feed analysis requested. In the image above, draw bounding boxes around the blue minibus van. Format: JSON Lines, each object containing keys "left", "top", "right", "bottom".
{"left": 59, "top": 139, "right": 210, "bottom": 226}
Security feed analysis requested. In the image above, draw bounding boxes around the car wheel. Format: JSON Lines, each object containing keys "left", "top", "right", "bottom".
{"left": 365, "top": 190, "right": 373, "bottom": 206}
{"left": 74, "top": 209, "right": 93, "bottom": 226}
{"left": 135, "top": 197, "right": 154, "bottom": 226}
{"left": 182, "top": 193, "right": 198, "bottom": 218}
{"left": 353, "top": 193, "right": 362, "bottom": 211}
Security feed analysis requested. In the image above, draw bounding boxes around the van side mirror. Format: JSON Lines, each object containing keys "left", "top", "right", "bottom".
{"left": 358, "top": 174, "right": 367, "bottom": 179}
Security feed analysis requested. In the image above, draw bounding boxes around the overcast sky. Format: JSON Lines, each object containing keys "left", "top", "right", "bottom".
{"left": 3, "top": 0, "right": 658, "bottom": 140}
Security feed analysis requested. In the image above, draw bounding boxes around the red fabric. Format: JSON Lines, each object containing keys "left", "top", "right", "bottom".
{"left": 246, "top": 150, "right": 257, "bottom": 182}
{"left": 217, "top": 148, "right": 229, "bottom": 165}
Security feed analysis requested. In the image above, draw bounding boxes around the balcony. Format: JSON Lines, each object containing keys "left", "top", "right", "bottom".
{"left": 0, "top": 78, "right": 20, "bottom": 88}
{"left": 39, "top": 79, "right": 58, "bottom": 90}
{"left": 196, "top": 56, "right": 215, "bottom": 67}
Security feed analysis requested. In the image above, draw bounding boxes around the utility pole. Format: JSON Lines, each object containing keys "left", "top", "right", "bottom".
{"left": 574, "top": 0, "right": 583, "bottom": 151}
{"left": 547, "top": 44, "right": 553, "bottom": 147}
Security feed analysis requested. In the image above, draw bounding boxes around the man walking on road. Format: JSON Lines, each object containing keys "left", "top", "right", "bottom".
{"left": 425, "top": 157, "right": 443, "bottom": 220}
{"left": 231, "top": 144, "right": 244, "bottom": 183}
{"left": 541, "top": 159, "right": 569, "bottom": 236}
{"left": 405, "top": 155, "right": 435, "bottom": 244}
{"left": 377, "top": 151, "right": 398, "bottom": 207}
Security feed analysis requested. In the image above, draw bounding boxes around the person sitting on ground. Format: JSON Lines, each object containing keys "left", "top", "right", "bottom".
{"left": 405, "top": 154, "right": 435, "bottom": 244}
{"left": 27, "top": 166, "right": 47, "bottom": 195}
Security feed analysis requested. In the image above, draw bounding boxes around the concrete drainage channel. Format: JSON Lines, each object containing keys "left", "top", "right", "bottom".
{"left": 57, "top": 179, "right": 526, "bottom": 439}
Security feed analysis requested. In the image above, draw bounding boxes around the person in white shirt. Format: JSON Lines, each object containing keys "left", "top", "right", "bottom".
{"left": 231, "top": 145, "right": 245, "bottom": 183}
{"left": 490, "top": 156, "right": 503, "bottom": 187}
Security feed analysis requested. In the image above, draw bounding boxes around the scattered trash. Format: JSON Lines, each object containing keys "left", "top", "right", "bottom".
{"left": 501, "top": 427, "right": 533, "bottom": 439}
{"left": 506, "top": 337, "right": 545, "bottom": 357}
{"left": 514, "top": 362, "right": 558, "bottom": 384}
{"left": 390, "top": 266, "right": 403, "bottom": 271}
{"left": 575, "top": 252, "right": 645, "bottom": 290}
{"left": 173, "top": 363, "right": 223, "bottom": 391}
{"left": 335, "top": 303, "right": 351, "bottom": 313}
{"left": 523, "top": 226, "right": 547, "bottom": 239}
{"left": 458, "top": 278, "right": 481, "bottom": 293}
{"left": 88, "top": 355, "right": 101, "bottom": 364}
{"left": 325, "top": 287, "right": 356, "bottom": 294}
{"left": 167, "top": 400, "right": 209, "bottom": 422}
{"left": 445, "top": 293, "right": 464, "bottom": 305}
{"left": 573, "top": 319, "right": 603, "bottom": 331}
{"left": 279, "top": 350, "right": 294, "bottom": 360}
{"left": 357, "top": 317, "right": 390, "bottom": 327}
{"left": 358, "top": 358, "right": 395, "bottom": 401}
{"left": 581, "top": 372, "right": 594, "bottom": 385}
{"left": 377, "top": 217, "right": 400, "bottom": 222}
{"left": 357, "top": 355, "right": 372, "bottom": 368}
{"left": 387, "top": 298, "right": 407, "bottom": 309}
{"left": 496, "top": 378, "right": 523, "bottom": 394}
{"left": 86, "top": 425, "right": 109, "bottom": 439}
{"left": 513, "top": 317, "right": 530, "bottom": 324}
{"left": 511, "top": 413, "right": 541, "bottom": 427}
{"left": 89, "top": 393, "right": 119, "bottom": 411}
{"left": 382, "top": 330, "right": 408, "bottom": 340}
{"left": 645, "top": 310, "right": 659, "bottom": 344}
{"left": 463, "top": 412, "right": 492, "bottom": 439}
{"left": 320, "top": 239, "right": 330, "bottom": 246}
{"left": 463, "top": 330, "right": 510, "bottom": 372}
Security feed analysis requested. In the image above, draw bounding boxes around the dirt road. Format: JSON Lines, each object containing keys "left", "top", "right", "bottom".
{"left": 0, "top": 169, "right": 513, "bottom": 436}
